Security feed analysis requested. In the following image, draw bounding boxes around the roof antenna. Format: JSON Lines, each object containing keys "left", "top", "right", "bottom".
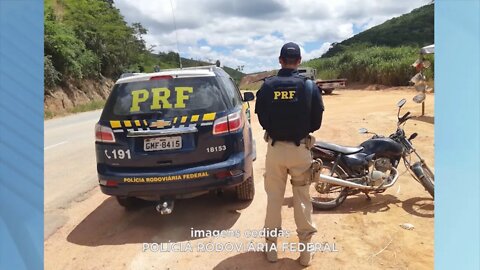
{"left": 169, "top": 0, "right": 182, "bottom": 69}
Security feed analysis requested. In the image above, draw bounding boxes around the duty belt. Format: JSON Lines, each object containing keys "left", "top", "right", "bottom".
{"left": 277, "top": 137, "right": 308, "bottom": 145}
{"left": 264, "top": 132, "right": 315, "bottom": 149}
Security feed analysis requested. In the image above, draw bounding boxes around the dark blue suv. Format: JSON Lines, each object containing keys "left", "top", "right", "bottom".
{"left": 95, "top": 66, "right": 256, "bottom": 210}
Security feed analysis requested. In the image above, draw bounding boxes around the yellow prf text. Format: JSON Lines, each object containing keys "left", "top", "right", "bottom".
{"left": 130, "top": 87, "right": 194, "bottom": 112}
{"left": 273, "top": 90, "right": 296, "bottom": 100}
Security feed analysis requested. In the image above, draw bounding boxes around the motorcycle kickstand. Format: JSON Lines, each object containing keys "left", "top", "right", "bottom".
{"left": 364, "top": 192, "right": 372, "bottom": 201}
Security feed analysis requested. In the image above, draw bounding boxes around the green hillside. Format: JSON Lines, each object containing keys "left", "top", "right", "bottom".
{"left": 44, "top": 0, "right": 244, "bottom": 90}
{"left": 323, "top": 4, "right": 434, "bottom": 58}
{"left": 302, "top": 4, "right": 434, "bottom": 86}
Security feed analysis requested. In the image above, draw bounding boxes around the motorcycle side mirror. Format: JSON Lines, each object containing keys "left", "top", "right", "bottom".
{"left": 397, "top": 98, "right": 407, "bottom": 108}
{"left": 408, "top": 133, "right": 418, "bottom": 141}
{"left": 358, "top": 128, "right": 368, "bottom": 134}
{"left": 413, "top": 93, "right": 426, "bottom": 103}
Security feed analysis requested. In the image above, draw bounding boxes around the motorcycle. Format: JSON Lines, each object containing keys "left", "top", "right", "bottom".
{"left": 310, "top": 98, "right": 434, "bottom": 210}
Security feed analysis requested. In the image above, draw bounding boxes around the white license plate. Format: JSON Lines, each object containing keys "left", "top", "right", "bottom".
{"left": 144, "top": 136, "right": 182, "bottom": 151}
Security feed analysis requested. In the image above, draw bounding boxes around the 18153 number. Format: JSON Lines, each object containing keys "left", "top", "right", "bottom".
{"left": 206, "top": 145, "right": 226, "bottom": 153}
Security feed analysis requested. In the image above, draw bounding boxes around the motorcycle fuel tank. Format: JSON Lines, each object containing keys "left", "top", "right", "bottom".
{"left": 360, "top": 137, "right": 403, "bottom": 159}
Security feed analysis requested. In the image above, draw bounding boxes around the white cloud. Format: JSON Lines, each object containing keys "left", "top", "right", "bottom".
{"left": 301, "top": 42, "right": 332, "bottom": 61}
{"left": 114, "top": 0, "right": 431, "bottom": 73}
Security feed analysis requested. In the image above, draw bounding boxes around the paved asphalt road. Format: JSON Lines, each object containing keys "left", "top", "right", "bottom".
{"left": 44, "top": 110, "right": 102, "bottom": 238}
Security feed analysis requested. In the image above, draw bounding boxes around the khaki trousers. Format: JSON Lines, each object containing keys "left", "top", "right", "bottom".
{"left": 264, "top": 139, "right": 317, "bottom": 241}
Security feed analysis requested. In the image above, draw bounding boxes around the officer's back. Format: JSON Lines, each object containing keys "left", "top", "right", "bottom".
{"left": 255, "top": 44, "right": 323, "bottom": 144}
{"left": 254, "top": 42, "right": 324, "bottom": 267}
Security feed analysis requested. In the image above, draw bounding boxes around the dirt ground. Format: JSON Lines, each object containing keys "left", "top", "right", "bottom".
{"left": 44, "top": 88, "right": 434, "bottom": 270}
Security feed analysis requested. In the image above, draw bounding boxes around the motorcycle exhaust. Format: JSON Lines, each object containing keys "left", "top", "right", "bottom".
{"left": 318, "top": 168, "right": 399, "bottom": 190}
{"left": 155, "top": 200, "right": 175, "bottom": 215}
{"left": 319, "top": 174, "right": 375, "bottom": 190}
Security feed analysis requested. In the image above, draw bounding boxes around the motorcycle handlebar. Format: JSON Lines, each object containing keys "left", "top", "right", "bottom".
{"left": 408, "top": 133, "right": 418, "bottom": 141}
{"left": 398, "top": 111, "right": 411, "bottom": 124}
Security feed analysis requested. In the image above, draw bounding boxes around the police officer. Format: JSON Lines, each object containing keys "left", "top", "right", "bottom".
{"left": 255, "top": 42, "right": 324, "bottom": 266}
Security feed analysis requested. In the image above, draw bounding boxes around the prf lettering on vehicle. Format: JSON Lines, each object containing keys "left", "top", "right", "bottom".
{"left": 273, "top": 89, "right": 296, "bottom": 100}
{"left": 130, "top": 87, "right": 193, "bottom": 112}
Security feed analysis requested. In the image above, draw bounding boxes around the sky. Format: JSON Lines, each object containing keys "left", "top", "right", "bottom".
{"left": 113, "top": 0, "right": 430, "bottom": 73}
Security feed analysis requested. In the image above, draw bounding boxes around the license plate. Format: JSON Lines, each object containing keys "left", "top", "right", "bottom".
{"left": 144, "top": 136, "right": 182, "bottom": 151}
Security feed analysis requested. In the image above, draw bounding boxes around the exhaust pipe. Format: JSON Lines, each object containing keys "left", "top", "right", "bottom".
{"left": 319, "top": 174, "right": 375, "bottom": 190}
{"left": 155, "top": 200, "right": 175, "bottom": 215}
{"left": 318, "top": 168, "right": 399, "bottom": 190}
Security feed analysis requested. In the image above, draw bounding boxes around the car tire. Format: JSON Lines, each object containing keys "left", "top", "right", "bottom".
{"left": 323, "top": 88, "right": 333, "bottom": 95}
{"left": 115, "top": 196, "right": 143, "bottom": 210}
{"left": 236, "top": 176, "right": 255, "bottom": 200}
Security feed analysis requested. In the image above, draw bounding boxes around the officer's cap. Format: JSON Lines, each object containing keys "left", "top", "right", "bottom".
{"left": 280, "top": 42, "right": 301, "bottom": 59}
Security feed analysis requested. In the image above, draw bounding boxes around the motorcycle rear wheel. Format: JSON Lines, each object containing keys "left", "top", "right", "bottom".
{"left": 311, "top": 163, "right": 349, "bottom": 210}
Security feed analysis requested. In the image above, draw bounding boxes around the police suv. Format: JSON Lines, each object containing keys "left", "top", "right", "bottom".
{"left": 95, "top": 66, "right": 256, "bottom": 210}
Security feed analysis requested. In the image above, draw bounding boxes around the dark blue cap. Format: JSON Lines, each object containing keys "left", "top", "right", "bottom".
{"left": 280, "top": 42, "right": 301, "bottom": 58}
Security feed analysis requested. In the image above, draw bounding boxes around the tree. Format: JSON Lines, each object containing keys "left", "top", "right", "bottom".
{"left": 44, "top": 6, "right": 99, "bottom": 83}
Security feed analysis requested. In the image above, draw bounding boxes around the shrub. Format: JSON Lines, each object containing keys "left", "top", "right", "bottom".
{"left": 44, "top": 55, "right": 61, "bottom": 89}
{"left": 303, "top": 46, "right": 434, "bottom": 86}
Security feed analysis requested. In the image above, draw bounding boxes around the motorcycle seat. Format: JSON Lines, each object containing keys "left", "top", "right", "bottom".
{"left": 314, "top": 141, "right": 364, "bottom": 155}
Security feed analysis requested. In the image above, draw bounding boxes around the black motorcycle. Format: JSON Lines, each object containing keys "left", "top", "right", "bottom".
{"left": 310, "top": 98, "right": 434, "bottom": 210}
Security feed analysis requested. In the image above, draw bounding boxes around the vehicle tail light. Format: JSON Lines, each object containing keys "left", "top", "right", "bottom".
{"left": 99, "top": 179, "right": 118, "bottom": 187}
{"left": 150, "top": 75, "right": 173, "bottom": 80}
{"left": 214, "top": 169, "right": 243, "bottom": 179}
{"left": 106, "top": 180, "right": 118, "bottom": 187}
{"left": 214, "top": 171, "right": 232, "bottom": 179}
{"left": 213, "top": 111, "right": 244, "bottom": 135}
{"left": 213, "top": 118, "right": 229, "bottom": 135}
{"left": 95, "top": 123, "right": 116, "bottom": 143}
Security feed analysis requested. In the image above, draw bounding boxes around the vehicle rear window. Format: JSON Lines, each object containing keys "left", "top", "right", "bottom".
{"left": 218, "top": 76, "right": 242, "bottom": 108}
{"left": 101, "top": 76, "right": 229, "bottom": 120}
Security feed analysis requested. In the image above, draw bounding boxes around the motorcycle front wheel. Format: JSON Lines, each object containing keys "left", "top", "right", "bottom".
{"left": 412, "top": 162, "right": 434, "bottom": 198}
{"left": 311, "top": 163, "right": 349, "bottom": 210}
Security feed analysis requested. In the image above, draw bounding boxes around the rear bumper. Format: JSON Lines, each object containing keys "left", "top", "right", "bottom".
{"left": 98, "top": 152, "right": 251, "bottom": 197}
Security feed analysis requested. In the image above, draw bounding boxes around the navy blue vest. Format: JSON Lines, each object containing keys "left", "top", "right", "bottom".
{"left": 263, "top": 69, "right": 310, "bottom": 144}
